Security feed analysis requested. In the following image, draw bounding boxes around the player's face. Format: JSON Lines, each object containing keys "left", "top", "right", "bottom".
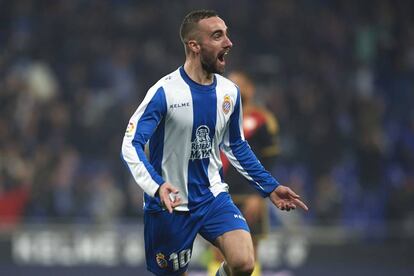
{"left": 197, "top": 17, "right": 233, "bottom": 74}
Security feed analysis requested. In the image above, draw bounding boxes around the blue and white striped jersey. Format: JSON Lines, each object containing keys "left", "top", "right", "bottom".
{"left": 121, "top": 67, "right": 279, "bottom": 212}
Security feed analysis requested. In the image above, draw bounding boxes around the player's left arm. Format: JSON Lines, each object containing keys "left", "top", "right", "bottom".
{"left": 221, "top": 88, "right": 308, "bottom": 211}
{"left": 221, "top": 88, "right": 279, "bottom": 197}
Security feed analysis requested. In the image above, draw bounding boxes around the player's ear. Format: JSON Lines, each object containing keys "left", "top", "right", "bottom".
{"left": 187, "top": 40, "right": 200, "bottom": 54}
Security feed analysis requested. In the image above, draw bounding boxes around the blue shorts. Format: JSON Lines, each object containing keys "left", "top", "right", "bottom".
{"left": 144, "top": 192, "right": 250, "bottom": 275}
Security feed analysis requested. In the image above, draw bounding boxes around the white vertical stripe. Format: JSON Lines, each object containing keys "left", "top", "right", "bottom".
{"left": 237, "top": 94, "right": 246, "bottom": 141}
{"left": 161, "top": 79, "right": 193, "bottom": 211}
{"left": 208, "top": 137, "right": 228, "bottom": 197}
{"left": 208, "top": 82, "right": 233, "bottom": 197}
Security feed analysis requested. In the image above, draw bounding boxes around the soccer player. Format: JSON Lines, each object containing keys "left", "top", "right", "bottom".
{"left": 121, "top": 10, "right": 308, "bottom": 276}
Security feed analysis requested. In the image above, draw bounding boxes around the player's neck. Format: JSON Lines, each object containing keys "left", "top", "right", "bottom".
{"left": 183, "top": 60, "right": 214, "bottom": 85}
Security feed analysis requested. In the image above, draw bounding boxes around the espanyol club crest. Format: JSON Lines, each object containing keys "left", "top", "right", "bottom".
{"left": 156, "top": 252, "right": 168, "bottom": 269}
{"left": 222, "top": 95, "right": 232, "bottom": 114}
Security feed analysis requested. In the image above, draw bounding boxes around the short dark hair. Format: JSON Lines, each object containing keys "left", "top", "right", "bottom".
{"left": 180, "top": 9, "right": 218, "bottom": 44}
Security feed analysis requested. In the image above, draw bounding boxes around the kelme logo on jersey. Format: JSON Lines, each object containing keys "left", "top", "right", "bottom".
{"left": 234, "top": 213, "right": 246, "bottom": 221}
{"left": 222, "top": 95, "right": 232, "bottom": 114}
{"left": 156, "top": 253, "right": 168, "bottom": 269}
{"left": 190, "top": 125, "right": 212, "bottom": 160}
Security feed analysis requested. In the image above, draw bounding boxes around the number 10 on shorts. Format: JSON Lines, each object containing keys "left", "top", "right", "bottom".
{"left": 169, "top": 249, "right": 192, "bottom": 271}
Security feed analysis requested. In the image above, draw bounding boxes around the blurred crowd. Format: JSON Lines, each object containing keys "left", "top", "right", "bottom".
{"left": 0, "top": 0, "right": 413, "bottom": 237}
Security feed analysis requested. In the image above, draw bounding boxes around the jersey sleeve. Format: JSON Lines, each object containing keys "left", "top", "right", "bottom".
{"left": 121, "top": 86, "right": 167, "bottom": 197}
{"left": 220, "top": 88, "right": 279, "bottom": 197}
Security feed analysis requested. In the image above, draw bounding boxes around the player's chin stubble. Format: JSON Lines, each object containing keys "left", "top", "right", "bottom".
{"left": 200, "top": 51, "right": 224, "bottom": 75}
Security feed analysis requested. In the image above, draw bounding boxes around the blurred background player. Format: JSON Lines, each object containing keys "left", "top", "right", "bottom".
{"left": 208, "top": 71, "right": 280, "bottom": 276}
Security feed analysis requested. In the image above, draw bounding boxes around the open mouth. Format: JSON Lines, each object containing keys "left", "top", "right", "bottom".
{"left": 217, "top": 50, "right": 229, "bottom": 64}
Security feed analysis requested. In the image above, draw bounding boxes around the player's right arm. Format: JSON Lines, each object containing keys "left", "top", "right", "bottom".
{"left": 121, "top": 85, "right": 167, "bottom": 197}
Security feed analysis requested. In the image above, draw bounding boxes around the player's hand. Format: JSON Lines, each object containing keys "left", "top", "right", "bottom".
{"left": 269, "top": 185, "right": 308, "bottom": 212}
{"left": 157, "top": 182, "right": 182, "bottom": 213}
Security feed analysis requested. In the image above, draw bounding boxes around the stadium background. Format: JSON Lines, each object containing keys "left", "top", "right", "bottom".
{"left": 0, "top": 0, "right": 413, "bottom": 275}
